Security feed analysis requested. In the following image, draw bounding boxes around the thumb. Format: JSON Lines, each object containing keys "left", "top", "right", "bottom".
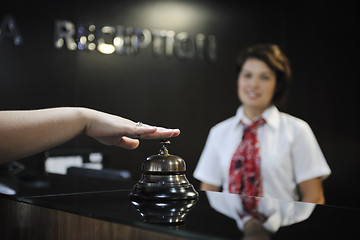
{"left": 116, "top": 136, "right": 140, "bottom": 150}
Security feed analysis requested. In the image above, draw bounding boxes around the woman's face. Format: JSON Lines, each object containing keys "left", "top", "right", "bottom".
{"left": 238, "top": 58, "right": 276, "bottom": 114}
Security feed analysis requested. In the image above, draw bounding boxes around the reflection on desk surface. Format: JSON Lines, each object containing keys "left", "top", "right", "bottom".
{"left": 207, "top": 191, "right": 315, "bottom": 239}
{"left": 1, "top": 174, "right": 360, "bottom": 240}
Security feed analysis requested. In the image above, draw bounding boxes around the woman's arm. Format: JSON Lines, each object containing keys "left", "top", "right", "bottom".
{"left": 200, "top": 182, "right": 221, "bottom": 192}
{"left": 298, "top": 177, "right": 325, "bottom": 204}
{"left": 0, "top": 107, "right": 180, "bottom": 164}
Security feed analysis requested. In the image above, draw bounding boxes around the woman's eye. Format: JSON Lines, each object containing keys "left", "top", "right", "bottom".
{"left": 260, "top": 75, "right": 270, "bottom": 80}
{"left": 242, "top": 73, "right": 252, "bottom": 78}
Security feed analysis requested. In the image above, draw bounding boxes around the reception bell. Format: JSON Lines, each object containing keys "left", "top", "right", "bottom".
{"left": 129, "top": 139, "right": 199, "bottom": 224}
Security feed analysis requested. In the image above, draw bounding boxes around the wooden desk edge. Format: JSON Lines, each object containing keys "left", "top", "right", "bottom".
{"left": 0, "top": 197, "right": 189, "bottom": 240}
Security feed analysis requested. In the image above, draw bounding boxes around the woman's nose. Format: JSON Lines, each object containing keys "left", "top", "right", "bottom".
{"left": 249, "top": 78, "right": 260, "bottom": 88}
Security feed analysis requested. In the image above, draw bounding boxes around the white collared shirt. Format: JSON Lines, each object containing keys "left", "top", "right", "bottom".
{"left": 193, "top": 105, "right": 331, "bottom": 201}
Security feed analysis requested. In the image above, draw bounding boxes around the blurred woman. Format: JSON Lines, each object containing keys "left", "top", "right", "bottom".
{"left": 194, "top": 44, "right": 331, "bottom": 204}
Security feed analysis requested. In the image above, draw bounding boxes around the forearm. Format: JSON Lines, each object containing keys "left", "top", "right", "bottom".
{"left": 299, "top": 177, "right": 325, "bottom": 204}
{"left": 200, "top": 182, "right": 221, "bottom": 192}
{"left": 301, "top": 192, "right": 325, "bottom": 205}
{"left": 0, "top": 107, "right": 88, "bottom": 164}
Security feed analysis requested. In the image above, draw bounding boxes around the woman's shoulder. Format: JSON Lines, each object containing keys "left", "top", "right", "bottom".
{"left": 278, "top": 111, "right": 312, "bottom": 133}
{"left": 209, "top": 115, "right": 238, "bottom": 135}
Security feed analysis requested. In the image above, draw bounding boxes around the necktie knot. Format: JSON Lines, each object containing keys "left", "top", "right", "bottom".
{"left": 241, "top": 118, "right": 266, "bottom": 132}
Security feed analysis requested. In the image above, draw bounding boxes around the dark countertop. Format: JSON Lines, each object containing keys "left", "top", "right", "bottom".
{"left": 1, "top": 173, "right": 359, "bottom": 239}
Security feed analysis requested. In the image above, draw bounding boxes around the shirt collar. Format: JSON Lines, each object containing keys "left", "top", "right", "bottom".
{"left": 234, "top": 105, "right": 280, "bottom": 130}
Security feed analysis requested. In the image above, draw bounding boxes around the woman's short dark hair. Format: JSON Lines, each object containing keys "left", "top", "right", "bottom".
{"left": 236, "top": 44, "right": 292, "bottom": 106}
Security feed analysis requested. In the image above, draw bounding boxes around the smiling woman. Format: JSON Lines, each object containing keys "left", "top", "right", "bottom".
{"left": 193, "top": 44, "right": 331, "bottom": 206}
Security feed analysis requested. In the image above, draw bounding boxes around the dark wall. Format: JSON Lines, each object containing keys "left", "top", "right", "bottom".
{"left": 1, "top": 1, "right": 359, "bottom": 208}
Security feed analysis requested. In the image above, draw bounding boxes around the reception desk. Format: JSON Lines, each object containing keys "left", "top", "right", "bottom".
{"left": 0, "top": 173, "right": 359, "bottom": 240}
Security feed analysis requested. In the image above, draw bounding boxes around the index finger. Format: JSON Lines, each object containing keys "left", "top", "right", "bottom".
{"left": 139, "top": 127, "right": 180, "bottom": 139}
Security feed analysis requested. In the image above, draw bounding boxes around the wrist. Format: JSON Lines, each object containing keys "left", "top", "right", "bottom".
{"left": 74, "top": 107, "right": 92, "bottom": 133}
{"left": 77, "top": 107, "right": 103, "bottom": 137}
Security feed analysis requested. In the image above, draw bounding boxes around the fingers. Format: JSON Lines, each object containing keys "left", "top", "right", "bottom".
{"left": 145, "top": 127, "right": 180, "bottom": 138}
{"left": 133, "top": 123, "right": 157, "bottom": 136}
{"left": 115, "top": 126, "right": 180, "bottom": 150}
{"left": 134, "top": 124, "right": 180, "bottom": 139}
{"left": 91, "top": 123, "right": 180, "bottom": 149}
{"left": 116, "top": 137, "right": 140, "bottom": 149}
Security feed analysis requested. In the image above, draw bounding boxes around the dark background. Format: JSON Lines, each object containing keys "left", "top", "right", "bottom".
{"left": 1, "top": 0, "right": 359, "bottom": 208}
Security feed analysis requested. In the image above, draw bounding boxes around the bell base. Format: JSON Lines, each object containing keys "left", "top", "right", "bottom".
{"left": 129, "top": 183, "right": 199, "bottom": 201}
{"left": 130, "top": 197, "right": 198, "bottom": 224}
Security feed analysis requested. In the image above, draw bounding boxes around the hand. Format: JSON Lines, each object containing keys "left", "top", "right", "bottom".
{"left": 83, "top": 109, "right": 180, "bottom": 149}
{"left": 0, "top": 107, "right": 180, "bottom": 163}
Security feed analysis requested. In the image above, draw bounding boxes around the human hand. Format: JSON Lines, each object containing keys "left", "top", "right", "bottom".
{"left": 83, "top": 109, "right": 180, "bottom": 149}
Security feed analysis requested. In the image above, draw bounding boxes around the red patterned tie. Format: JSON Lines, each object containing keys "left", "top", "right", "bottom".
{"left": 229, "top": 118, "right": 266, "bottom": 217}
